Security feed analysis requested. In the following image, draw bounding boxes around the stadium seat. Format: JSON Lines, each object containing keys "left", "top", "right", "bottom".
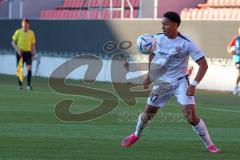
{"left": 41, "top": 0, "right": 140, "bottom": 19}
{"left": 124, "top": 9, "right": 138, "bottom": 18}
{"left": 40, "top": 0, "right": 240, "bottom": 20}
{"left": 185, "top": 8, "right": 193, "bottom": 20}
{"left": 180, "top": 8, "right": 188, "bottom": 19}
{"left": 196, "top": 9, "right": 204, "bottom": 19}
{"left": 83, "top": 0, "right": 101, "bottom": 8}
{"left": 191, "top": 8, "right": 198, "bottom": 19}
{"left": 181, "top": 0, "right": 240, "bottom": 20}
{"left": 68, "top": 0, "right": 84, "bottom": 8}
{"left": 207, "top": 0, "right": 240, "bottom": 7}
{"left": 58, "top": 0, "right": 140, "bottom": 8}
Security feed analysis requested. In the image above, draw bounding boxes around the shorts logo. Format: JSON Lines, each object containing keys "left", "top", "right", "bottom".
{"left": 150, "top": 94, "right": 159, "bottom": 102}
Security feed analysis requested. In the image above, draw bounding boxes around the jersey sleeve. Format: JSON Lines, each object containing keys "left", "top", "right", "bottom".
{"left": 187, "top": 41, "right": 205, "bottom": 62}
{"left": 12, "top": 29, "right": 19, "bottom": 42}
{"left": 31, "top": 30, "right": 36, "bottom": 45}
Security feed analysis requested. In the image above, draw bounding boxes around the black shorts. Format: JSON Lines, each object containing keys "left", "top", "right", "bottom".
{"left": 235, "top": 62, "right": 240, "bottom": 69}
{"left": 16, "top": 51, "right": 32, "bottom": 66}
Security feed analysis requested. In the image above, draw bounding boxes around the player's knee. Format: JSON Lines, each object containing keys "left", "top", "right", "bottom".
{"left": 27, "top": 65, "right": 32, "bottom": 71}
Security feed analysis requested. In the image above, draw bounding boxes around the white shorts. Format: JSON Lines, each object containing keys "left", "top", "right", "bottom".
{"left": 147, "top": 76, "right": 195, "bottom": 107}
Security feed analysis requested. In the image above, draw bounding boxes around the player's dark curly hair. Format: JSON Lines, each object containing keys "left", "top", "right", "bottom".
{"left": 163, "top": 11, "right": 181, "bottom": 27}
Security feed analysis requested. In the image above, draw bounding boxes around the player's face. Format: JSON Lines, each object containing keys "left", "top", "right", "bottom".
{"left": 22, "top": 21, "right": 30, "bottom": 31}
{"left": 162, "top": 17, "right": 178, "bottom": 38}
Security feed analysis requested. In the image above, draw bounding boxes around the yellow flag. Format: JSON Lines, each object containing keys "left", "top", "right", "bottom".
{"left": 16, "top": 58, "right": 24, "bottom": 82}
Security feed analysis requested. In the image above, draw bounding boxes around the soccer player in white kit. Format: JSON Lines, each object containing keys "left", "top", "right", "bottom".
{"left": 121, "top": 11, "right": 221, "bottom": 153}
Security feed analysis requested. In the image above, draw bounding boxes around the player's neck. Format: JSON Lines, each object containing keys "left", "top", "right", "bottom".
{"left": 22, "top": 28, "right": 29, "bottom": 32}
{"left": 167, "top": 32, "right": 178, "bottom": 39}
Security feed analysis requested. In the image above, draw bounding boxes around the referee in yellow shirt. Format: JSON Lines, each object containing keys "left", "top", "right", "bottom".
{"left": 12, "top": 18, "right": 36, "bottom": 90}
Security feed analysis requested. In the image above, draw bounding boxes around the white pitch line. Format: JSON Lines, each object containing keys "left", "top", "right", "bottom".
{"left": 199, "top": 107, "right": 240, "bottom": 113}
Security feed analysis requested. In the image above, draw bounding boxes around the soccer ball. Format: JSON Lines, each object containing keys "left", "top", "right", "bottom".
{"left": 136, "top": 34, "right": 155, "bottom": 54}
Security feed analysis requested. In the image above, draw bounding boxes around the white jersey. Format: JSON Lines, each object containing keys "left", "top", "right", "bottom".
{"left": 151, "top": 33, "right": 204, "bottom": 83}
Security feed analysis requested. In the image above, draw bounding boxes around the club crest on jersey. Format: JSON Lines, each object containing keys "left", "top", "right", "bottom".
{"left": 175, "top": 47, "right": 182, "bottom": 53}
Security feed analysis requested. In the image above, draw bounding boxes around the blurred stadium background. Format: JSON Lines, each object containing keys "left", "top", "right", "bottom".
{"left": 0, "top": 0, "right": 240, "bottom": 160}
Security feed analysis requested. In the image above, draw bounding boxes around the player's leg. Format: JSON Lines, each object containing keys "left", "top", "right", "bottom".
{"left": 135, "top": 104, "right": 159, "bottom": 137}
{"left": 182, "top": 105, "right": 213, "bottom": 146}
{"left": 235, "top": 65, "right": 240, "bottom": 94}
{"left": 237, "top": 67, "right": 240, "bottom": 87}
{"left": 16, "top": 53, "right": 23, "bottom": 90}
{"left": 134, "top": 83, "right": 172, "bottom": 137}
{"left": 121, "top": 104, "right": 159, "bottom": 147}
{"left": 182, "top": 105, "right": 221, "bottom": 153}
{"left": 233, "top": 63, "right": 240, "bottom": 94}
{"left": 175, "top": 78, "right": 221, "bottom": 152}
{"left": 121, "top": 87, "right": 172, "bottom": 147}
{"left": 26, "top": 52, "right": 33, "bottom": 90}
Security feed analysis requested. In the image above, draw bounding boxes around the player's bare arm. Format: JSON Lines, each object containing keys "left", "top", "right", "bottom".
{"left": 32, "top": 43, "right": 36, "bottom": 58}
{"left": 143, "top": 53, "right": 155, "bottom": 89}
{"left": 12, "top": 41, "right": 22, "bottom": 56}
{"left": 187, "top": 57, "right": 208, "bottom": 96}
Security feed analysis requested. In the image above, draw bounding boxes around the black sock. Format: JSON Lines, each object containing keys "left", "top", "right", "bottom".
{"left": 18, "top": 78, "right": 22, "bottom": 86}
{"left": 27, "top": 70, "right": 32, "bottom": 86}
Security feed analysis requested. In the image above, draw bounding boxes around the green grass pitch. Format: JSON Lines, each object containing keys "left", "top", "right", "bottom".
{"left": 0, "top": 74, "right": 240, "bottom": 160}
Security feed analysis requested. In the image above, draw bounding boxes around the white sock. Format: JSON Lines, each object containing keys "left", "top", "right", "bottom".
{"left": 134, "top": 112, "right": 148, "bottom": 137}
{"left": 234, "top": 85, "right": 238, "bottom": 90}
{"left": 192, "top": 119, "right": 214, "bottom": 148}
{"left": 233, "top": 85, "right": 239, "bottom": 92}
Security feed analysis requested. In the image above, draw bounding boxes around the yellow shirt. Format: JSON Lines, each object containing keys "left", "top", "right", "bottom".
{"left": 12, "top": 29, "right": 36, "bottom": 52}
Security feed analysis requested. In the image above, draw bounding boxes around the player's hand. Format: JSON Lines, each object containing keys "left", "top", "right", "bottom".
{"left": 143, "top": 76, "right": 151, "bottom": 90}
{"left": 186, "top": 85, "right": 196, "bottom": 96}
{"left": 150, "top": 40, "right": 157, "bottom": 52}
{"left": 32, "top": 53, "right": 36, "bottom": 60}
{"left": 17, "top": 49, "right": 22, "bottom": 57}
